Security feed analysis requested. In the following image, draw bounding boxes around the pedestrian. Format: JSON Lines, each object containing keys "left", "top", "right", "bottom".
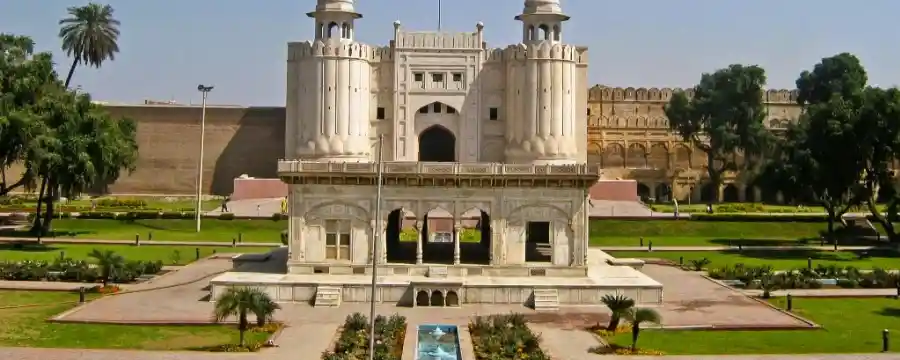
{"left": 221, "top": 195, "right": 230, "bottom": 213}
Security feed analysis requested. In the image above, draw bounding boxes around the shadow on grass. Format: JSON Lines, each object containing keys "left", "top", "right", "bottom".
{"left": 707, "top": 236, "right": 886, "bottom": 247}
{"left": 874, "top": 308, "right": 900, "bottom": 318}
{"left": 0, "top": 243, "right": 61, "bottom": 253}
{"left": 0, "top": 229, "right": 96, "bottom": 238}
{"left": 720, "top": 248, "right": 900, "bottom": 262}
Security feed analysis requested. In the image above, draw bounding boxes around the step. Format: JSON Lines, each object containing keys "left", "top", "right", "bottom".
{"left": 532, "top": 288, "right": 559, "bottom": 312}
{"left": 314, "top": 285, "right": 342, "bottom": 308}
{"left": 428, "top": 266, "right": 449, "bottom": 278}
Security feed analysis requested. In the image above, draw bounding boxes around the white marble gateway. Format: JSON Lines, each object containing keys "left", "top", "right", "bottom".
{"left": 209, "top": 0, "right": 663, "bottom": 308}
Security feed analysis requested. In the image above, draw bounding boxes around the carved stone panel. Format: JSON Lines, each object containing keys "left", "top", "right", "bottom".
{"left": 305, "top": 201, "right": 370, "bottom": 222}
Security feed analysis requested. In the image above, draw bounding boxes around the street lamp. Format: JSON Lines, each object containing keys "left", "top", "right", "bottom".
{"left": 368, "top": 134, "right": 384, "bottom": 360}
{"left": 195, "top": 84, "right": 214, "bottom": 233}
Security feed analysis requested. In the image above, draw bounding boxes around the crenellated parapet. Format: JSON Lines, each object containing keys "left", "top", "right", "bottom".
{"left": 395, "top": 31, "right": 483, "bottom": 50}
{"left": 288, "top": 40, "right": 380, "bottom": 62}
{"left": 502, "top": 42, "right": 583, "bottom": 63}
{"left": 587, "top": 85, "right": 801, "bottom": 104}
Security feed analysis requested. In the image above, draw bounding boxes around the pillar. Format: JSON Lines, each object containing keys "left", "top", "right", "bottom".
{"left": 415, "top": 220, "right": 423, "bottom": 265}
{"left": 453, "top": 222, "right": 461, "bottom": 265}
{"left": 371, "top": 219, "right": 386, "bottom": 264}
{"left": 649, "top": 183, "right": 657, "bottom": 202}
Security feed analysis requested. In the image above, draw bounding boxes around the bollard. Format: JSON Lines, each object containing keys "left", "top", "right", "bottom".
{"left": 648, "top": 240, "right": 653, "bottom": 252}
{"left": 148, "top": 231, "right": 153, "bottom": 241}
{"left": 78, "top": 287, "right": 85, "bottom": 303}
{"left": 135, "top": 234, "right": 140, "bottom": 246}
{"left": 640, "top": 237, "right": 644, "bottom": 247}
{"left": 834, "top": 239, "right": 838, "bottom": 251}
{"left": 883, "top": 329, "right": 890, "bottom": 352}
{"left": 195, "top": 247, "right": 200, "bottom": 260}
{"left": 820, "top": 237, "right": 825, "bottom": 246}
{"left": 212, "top": 249, "right": 217, "bottom": 254}
{"left": 679, "top": 256, "right": 683, "bottom": 265}
{"left": 895, "top": 284, "right": 899, "bottom": 299}
{"left": 238, "top": 233, "right": 243, "bottom": 243}
{"left": 232, "top": 238, "right": 237, "bottom": 248}
{"left": 59, "top": 251, "right": 65, "bottom": 261}
{"left": 808, "top": 257, "right": 812, "bottom": 270}
{"left": 786, "top": 294, "right": 793, "bottom": 311}
{"left": 738, "top": 244, "right": 742, "bottom": 251}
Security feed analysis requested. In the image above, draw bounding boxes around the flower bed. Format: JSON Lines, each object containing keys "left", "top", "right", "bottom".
{"left": 0, "top": 258, "right": 163, "bottom": 283}
{"left": 706, "top": 263, "right": 900, "bottom": 290}
{"left": 321, "top": 312, "right": 406, "bottom": 360}
{"left": 469, "top": 314, "right": 549, "bottom": 360}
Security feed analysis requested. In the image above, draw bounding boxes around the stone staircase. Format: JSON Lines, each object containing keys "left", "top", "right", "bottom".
{"left": 532, "top": 288, "right": 559, "bottom": 312}
{"left": 314, "top": 285, "right": 342, "bottom": 307}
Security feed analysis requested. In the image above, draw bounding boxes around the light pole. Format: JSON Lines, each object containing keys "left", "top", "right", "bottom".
{"left": 368, "top": 134, "right": 384, "bottom": 360}
{"left": 195, "top": 84, "right": 214, "bottom": 233}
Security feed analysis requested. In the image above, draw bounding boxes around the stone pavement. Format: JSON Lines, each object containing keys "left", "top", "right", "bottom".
{"left": 743, "top": 288, "right": 899, "bottom": 298}
{"left": 601, "top": 245, "right": 884, "bottom": 251}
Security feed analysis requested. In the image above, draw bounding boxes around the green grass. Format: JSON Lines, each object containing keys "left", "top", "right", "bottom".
{"left": 607, "top": 249, "right": 900, "bottom": 270}
{"left": 0, "top": 290, "right": 270, "bottom": 350}
{"left": 3, "top": 218, "right": 286, "bottom": 243}
{"left": 589, "top": 220, "right": 831, "bottom": 247}
{"left": 0, "top": 243, "right": 274, "bottom": 265}
{"left": 607, "top": 298, "right": 900, "bottom": 354}
{"left": 648, "top": 203, "right": 887, "bottom": 214}
{"left": 4, "top": 197, "right": 222, "bottom": 211}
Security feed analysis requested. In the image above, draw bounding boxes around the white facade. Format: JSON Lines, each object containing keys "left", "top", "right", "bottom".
{"left": 285, "top": 0, "right": 590, "bottom": 164}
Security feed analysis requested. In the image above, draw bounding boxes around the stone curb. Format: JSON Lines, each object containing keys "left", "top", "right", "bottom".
{"left": 700, "top": 274, "right": 821, "bottom": 329}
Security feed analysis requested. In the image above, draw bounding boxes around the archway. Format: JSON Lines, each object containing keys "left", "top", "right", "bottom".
{"left": 416, "top": 291, "right": 429, "bottom": 307}
{"left": 419, "top": 125, "right": 456, "bottom": 162}
{"left": 744, "top": 186, "right": 756, "bottom": 202}
{"left": 722, "top": 184, "right": 739, "bottom": 203}
{"left": 700, "top": 183, "right": 715, "bottom": 203}
{"left": 459, "top": 208, "right": 491, "bottom": 265}
{"left": 430, "top": 291, "right": 444, "bottom": 306}
{"left": 636, "top": 183, "right": 651, "bottom": 202}
{"left": 654, "top": 183, "right": 672, "bottom": 203}
{"left": 386, "top": 208, "right": 417, "bottom": 264}
{"left": 419, "top": 206, "right": 455, "bottom": 264}
{"left": 446, "top": 291, "right": 460, "bottom": 307}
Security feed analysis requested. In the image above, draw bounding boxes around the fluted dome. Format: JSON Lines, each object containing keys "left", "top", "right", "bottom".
{"left": 523, "top": 0, "right": 562, "bottom": 14}
{"left": 308, "top": 0, "right": 361, "bottom": 18}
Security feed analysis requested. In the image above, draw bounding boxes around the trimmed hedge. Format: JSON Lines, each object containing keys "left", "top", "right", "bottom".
{"left": 689, "top": 214, "right": 831, "bottom": 223}
{"left": 18, "top": 211, "right": 284, "bottom": 221}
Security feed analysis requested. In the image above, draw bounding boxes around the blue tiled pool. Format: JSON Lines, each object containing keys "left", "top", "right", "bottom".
{"left": 416, "top": 324, "right": 462, "bottom": 360}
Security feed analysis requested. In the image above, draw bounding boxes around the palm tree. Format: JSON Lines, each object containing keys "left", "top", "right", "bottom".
{"left": 88, "top": 248, "right": 123, "bottom": 286}
{"left": 624, "top": 308, "right": 662, "bottom": 351}
{"left": 58, "top": 3, "right": 121, "bottom": 88}
{"left": 254, "top": 293, "right": 281, "bottom": 326}
{"left": 214, "top": 287, "right": 278, "bottom": 346}
{"left": 600, "top": 294, "right": 635, "bottom": 331}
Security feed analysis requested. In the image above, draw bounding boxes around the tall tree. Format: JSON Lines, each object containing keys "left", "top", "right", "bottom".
{"left": 0, "top": 34, "right": 58, "bottom": 196}
{"left": 28, "top": 89, "right": 138, "bottom": 233}
{"left": 58, "top": 3, "right": 120, "bottom": 88}
{"left": 665, "top": 65, "right": 769, "bottom": 203}
{"left": 858, "top": 87, "right": 900, "bottom": 240}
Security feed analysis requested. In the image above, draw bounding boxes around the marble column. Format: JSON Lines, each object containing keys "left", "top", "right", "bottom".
{"left": 415, "top": 221, "right": 423, "bottom": 265}
{"left": 453, "top": 222, "right": 461, "bottom": 265}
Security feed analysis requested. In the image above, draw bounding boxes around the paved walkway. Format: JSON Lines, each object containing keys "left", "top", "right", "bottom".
{"left": 743, "top": 288, "right": 899, "bottom": 298}
{"left": 601, "top": 245, "right": 885, "bottom": 251}
{"left": 0, "top": 237, "right": 281, "bottom": 247}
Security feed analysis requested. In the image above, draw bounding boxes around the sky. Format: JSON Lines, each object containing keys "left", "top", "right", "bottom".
{"left": 3, "top": 0, "right": 899, "bottom": 106}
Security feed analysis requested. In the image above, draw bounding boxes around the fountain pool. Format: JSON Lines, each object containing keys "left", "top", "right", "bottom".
{"left": 416, "top": 324, "right": 462, "bottom": 360}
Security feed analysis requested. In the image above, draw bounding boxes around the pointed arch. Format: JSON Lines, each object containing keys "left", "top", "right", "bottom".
{"left": 419, "top": 125, "right": 456, "bottom": 162}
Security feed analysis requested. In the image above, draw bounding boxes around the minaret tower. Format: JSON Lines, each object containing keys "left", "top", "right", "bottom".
{"left": 286, "top": 0, "right": 372, "bottom": 161}
{"left": 505, "top": 0, "right": 580, "bottom": 164}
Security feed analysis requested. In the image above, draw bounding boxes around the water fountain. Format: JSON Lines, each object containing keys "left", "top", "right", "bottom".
{"left": 416, "top": 324, "right": 462, "bottom": 360}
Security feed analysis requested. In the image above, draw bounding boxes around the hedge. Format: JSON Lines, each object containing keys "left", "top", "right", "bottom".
{"left": 18, "top": 211, "right": 288, "bottom": 221}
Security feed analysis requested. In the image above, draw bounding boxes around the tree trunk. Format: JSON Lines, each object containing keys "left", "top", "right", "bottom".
{"left": 41, "top": 179, "right": 57, "bottom": 233}
{"left": 64, "top": 58, "right": 78, "bottom": 88}
{"left": 31, "top": 177, "right": 47, "bottom": 236}
{"left": 706, "top": 152, "right": 721, "bottom": 204}
{"left": 867, "top": 199, "right": 898, "bottom": 242}
{"left": 239, "top": 311, "right": 248, "bottom": 346}
{"left": 631, "top": 325, "right": 640, "bottom": 351}
{"left": 606, "top": 314, "right": 620, "bottom": 331}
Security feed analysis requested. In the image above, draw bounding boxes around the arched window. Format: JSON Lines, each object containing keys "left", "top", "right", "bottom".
{"left": 326, "top": 22, "right": 338, "bottom": 38}
{"left": 553, "top": 25, "right": 561, "bottom": 41}
{"left": 341, "top": 23, "right": 350, "bottom": 39}
{"left": 528, "top": 25, "right": 535, "bottom": 41}
{"left": 538, "top": 25, "right": 550, "bottom": 40}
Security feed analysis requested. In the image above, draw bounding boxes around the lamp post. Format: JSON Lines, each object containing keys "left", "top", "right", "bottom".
{"left": 195, "top": 85, "right": 214, "bottom": 233}
{"left": 368, "top": 134, "right": 384, "bottom": 360}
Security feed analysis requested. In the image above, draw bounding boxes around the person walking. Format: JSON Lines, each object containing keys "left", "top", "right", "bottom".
{"left": 220, "top": 195, "right": 230, "bottom": 213}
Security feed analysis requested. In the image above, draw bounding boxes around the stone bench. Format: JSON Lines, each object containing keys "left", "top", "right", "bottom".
{"left": 606, "top": 258, "right": 645, "bottom": 270}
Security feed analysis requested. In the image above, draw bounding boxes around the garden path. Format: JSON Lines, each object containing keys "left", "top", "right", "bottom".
{"left": 602, "top": 245, "right": 884, "bottom": 251}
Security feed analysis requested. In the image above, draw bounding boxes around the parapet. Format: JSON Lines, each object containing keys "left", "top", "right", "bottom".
{"left": 395, "top": 31, "right": 482, "bottom": 50}
{"left": 502, "top": 43, "right": 584, "bottom": 63}
{"left": 288, "top": 41, "right": 393, "bottom": 62}
{"left": 586, "top": 85, "right": 800, "bottom": 104}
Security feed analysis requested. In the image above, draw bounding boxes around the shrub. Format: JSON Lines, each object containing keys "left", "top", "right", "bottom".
{"left": 160, "top": 211, "right": 190, "bottom": 219}
{"left": 197, "top": 342, "right": 263, "bottom": 352}
{"left": 324, "top": 312, "right": 406, "bottom": 360}
{"left": 0, "top": 258, "right": 162, "bottom": 283}
{"left": 218, "top": 213, "right": 236, "bottom": 220}
{"left": 688, "top": 258, "right": 711, "bottom": 271}
{"left": 469, "top": 314, "right": 549, "bottom": 360}
{"left": 270, "top": 213, "right": 287, "bottom": 221}
{"left": 77, "top": 211, "right": 119, "bottom": 219}
{"left": 690, "top": 213, "right": 828, "bottom": 222}
{"left": 97, "top": 198, "right": 148, "bottom": 208}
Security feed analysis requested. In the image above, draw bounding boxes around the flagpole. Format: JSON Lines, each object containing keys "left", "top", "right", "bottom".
{"left": 367, "top": 134, "right": 384, "bottom": 360}
{"left": 438, "top": 0, "right": 442, "bottom": 31}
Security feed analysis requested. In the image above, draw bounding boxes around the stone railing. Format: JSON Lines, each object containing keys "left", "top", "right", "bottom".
{"left": 277, "top": 160, "right": 601, "bottom": 177}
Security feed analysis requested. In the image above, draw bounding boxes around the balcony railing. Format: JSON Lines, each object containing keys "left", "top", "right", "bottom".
{"left": 277, "top": 160, "right": 601, "bottom": 177}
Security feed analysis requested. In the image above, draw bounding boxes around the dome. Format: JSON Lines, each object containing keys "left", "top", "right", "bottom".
{"left": 308, "top": 0, "right": 362, "bottom": 18}
{"left": 523, "top": 0, "right": 562, "bottom": 14}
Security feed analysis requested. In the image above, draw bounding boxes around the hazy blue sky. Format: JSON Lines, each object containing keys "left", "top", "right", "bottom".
{"left": 4, "top": 0, "right": 898, "bottom": 106}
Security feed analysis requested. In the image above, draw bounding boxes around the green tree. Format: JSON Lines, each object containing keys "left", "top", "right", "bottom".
{"left": 0, "top": 34, "right": 57, "bottom": 196}
{"left": 665, "top": 65, "right": 770, "bottom": 203}
{"left": 58, "top": 3, "right": 121, "bottom": 88}
{"left": 858, "top": 87, "right": 900, "bottom": 240}
{"left": 624, "top": 308, "right": 661, "bottom": 351}
{"left": 254, "top": 294, "right": 281, "bottom": 327}
{"left": 213, "top": 287, "right": 278, "bottom": 347}
{"left": 88, "top": 248, "right": 123, "bottom": 286}
{"left": 600, "top": 294, "right": 634, "bottom": 331}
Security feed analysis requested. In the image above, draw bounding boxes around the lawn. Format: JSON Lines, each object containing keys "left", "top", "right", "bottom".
{"left": 607, "top": 298, "right": 900, "bottom": 354}
{"left": 607, "top": 249, "right": 900, "bottom": 270}
{"left": 2, "top": 218, "right": 286, "bottom": 243}
{"left": 589, "top": 220, "right": 831, "bottom": 247}
{"left": 2, "top": 197, "right": 223, "bottom": 211}
{"left": 0, "top": 290, "right": 270, "bottom": 350}
{"left": 0, "top": 243, "right": 274, "bottom": 265}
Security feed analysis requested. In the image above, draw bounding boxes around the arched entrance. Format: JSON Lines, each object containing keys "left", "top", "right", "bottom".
{"left": 722, "top": 184, "right": 739, "bottom": 202}
{"left": 419, "top": 125, "right": 456, "bottom": 162}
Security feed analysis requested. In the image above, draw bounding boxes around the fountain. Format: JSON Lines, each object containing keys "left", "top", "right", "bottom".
{"left": 416, "top": 324, "right": 462, "bottom": 360}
